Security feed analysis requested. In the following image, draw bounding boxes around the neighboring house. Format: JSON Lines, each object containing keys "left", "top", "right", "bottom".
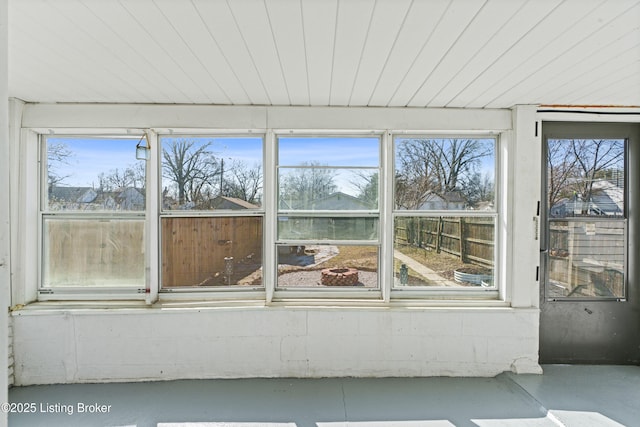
{"left": 550, "top": 180, "right": 624, "bottom": 218}
{"left": 106, "top": 187, "right": 145, "bottom": 211}
{"left": 474, "top": 201, "right": 494, "bottom": 211}
{"left": 48, "top": 186, "right": 98, "bottom": 210}
{"left": 418, "top": 191, "right": 466, "bottom": 210}
{"left": 48, "top": 186, "right": 145, "bottom": 211}
{"left": 279, "top": 192, "right": 376, "bottom": 241}
{"left": 209, "top": 196, "right": 259, "bottom": 210}
{"left": 311, "top": 191, "right": 374, "bottom": 210}
{"left": 279, "top": 191, "right": 374, "bottom": 211}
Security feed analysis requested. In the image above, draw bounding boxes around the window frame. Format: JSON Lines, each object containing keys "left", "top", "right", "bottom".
{"left": 389, "top": 134, "right": 502, "bottom": 300}
{"left": 31, "top": 127, "right": 507, "bottom": 304}
{"left": 542, "top": 135, "right": 628, "bottom": 302}
{"left": 271, "top": 131, "right": 385, "bottom": 301}
{"left": 38, "top": 133, "right": 149, "bottom": 300}
{"left": 157, "top": 133, "right": 267, "bottom": 297}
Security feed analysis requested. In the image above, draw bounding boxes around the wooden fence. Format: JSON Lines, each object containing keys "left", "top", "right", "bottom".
{"left": 395, "top": 217, "right": 494, "bottom": 268}
{"left": 162, "top": 216, "right": 263, "bottom": 287}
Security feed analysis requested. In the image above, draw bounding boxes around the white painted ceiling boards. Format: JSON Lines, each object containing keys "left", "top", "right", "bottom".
{"left": 8, "top": 0, "right": 640, "bottom": 107}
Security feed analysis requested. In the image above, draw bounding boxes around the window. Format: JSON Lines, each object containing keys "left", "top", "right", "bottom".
{"left": 275, "top": 136, "right": 381, "bottom": 294}
{"left": 393, "top": 137, "right": 497, "bottom": 291}
{"left": 545, "top": 138, "right": 626, "bottom": 299}
{"left": 160, "top": 136, "right": 264, "bottom": 290}
{"left": 41, "top": 136, "right": 146, "bottom": 292}
{"left": 36, "top": 129, "right": 506, "bottom": 302}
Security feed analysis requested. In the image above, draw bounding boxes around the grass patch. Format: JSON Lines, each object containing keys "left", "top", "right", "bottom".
{"left": 319, "top": 245, "right": 378, "bottom": 271}
{"left": 395, "top": 244, "right": 467, "bottom": 281}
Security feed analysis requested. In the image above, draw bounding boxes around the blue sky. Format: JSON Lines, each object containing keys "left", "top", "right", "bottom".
{"left": 48, "top": 136, "right": 264, "bottom": 188}
{"left": 48, "top": 135, "right": 495, "bottom": 190}
{"left": 278, "top": 136, "right": 380, "bottom": 167}
{"left": 161, "top": 136, "right": 263, "bottom": 166}
{"left": 47, "top": 137, "right": 145, "bottom": 187}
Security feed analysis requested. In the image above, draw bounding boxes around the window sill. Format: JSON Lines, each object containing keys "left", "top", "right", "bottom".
{"left": 12, "top": 295, "right": 519, "bottom": 315}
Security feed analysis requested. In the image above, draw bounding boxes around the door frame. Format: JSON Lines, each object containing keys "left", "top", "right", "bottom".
{"left": 539, "top": 121, "right": 640, "bottom": 364}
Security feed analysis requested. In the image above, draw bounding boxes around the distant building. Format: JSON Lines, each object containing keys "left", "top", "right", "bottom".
{"left": 550, "top": 180, "right": 623, "bottom": 217}
{"left": 209, "top": 196, "right": 260, "bottom": 210}
{"left": 48, "top": 186, "right": 144, "bottom": 211}
{"left": 417, "top": 191, "right": 466, "bottom": 210}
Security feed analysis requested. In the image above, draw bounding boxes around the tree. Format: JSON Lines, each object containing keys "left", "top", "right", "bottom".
{"left": 47, "top": 142, "right": 73, "bottom": 190}
{"left": 461, "top": 171, "right": 494, "bottom": 207}
{"left": 355, "top": 171, "right": 378, "bottom": 207}
{"left": 395, "top": 138, "right": 493, "bottom": 209}
{"left": 547, "top": 139, "right": 580, "bottom": 210}
{"left": 280, "top": 162, "right": 337, "bottom": 209}
{"left": 223, "top": 160, "right": 263, "bottom": 205}
{"left": 547, "top": 139, "right": 624, "bottom": 215}
{"left": 162, "top": 139, "right": 220, "bottom": 207}
{"left": 570, "top": 139, "right": 624, "bottom": 214}
{"left": 98, "top": 163, "right": 145, "bottom": 193}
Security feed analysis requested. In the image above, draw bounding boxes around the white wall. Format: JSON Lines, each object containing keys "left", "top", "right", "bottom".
{"left": 1, "top": 0, "right": 10, "bottom": 424}
{"left": 9, "top": 103, "right": 543, "bottom": 385}
{"left": 12, "top": 306, "right": 540, "bottom": 385}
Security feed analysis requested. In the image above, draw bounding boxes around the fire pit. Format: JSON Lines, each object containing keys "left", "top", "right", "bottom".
{"left": 320, "top": 267, "right": 359, "bottom": 286}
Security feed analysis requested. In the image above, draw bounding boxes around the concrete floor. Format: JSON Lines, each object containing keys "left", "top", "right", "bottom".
{"left": 8, "top": 365, "right": 640, "bottom": 427}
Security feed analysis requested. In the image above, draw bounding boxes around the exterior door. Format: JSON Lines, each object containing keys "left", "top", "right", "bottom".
{"left": 540, "top": 122, "right": 640, "bottom": 364}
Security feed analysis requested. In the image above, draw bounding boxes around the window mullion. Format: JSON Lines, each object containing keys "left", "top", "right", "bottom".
{"left": 264, "top": 129, "right": 277, "bottom": 304}
{"left": 382, "top": 131, "right": 393, "bottom": 303}
{"left": 146, "top": 130, "right": 159, "bottom": 304}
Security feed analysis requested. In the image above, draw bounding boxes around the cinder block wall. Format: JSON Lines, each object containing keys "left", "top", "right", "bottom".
{"left": 11, "top": 307, "right": 540, "bottom": 385}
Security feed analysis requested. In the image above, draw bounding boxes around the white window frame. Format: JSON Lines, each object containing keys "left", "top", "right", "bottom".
{"left": 388, "top": 132, "right": 502, "bottom": 301}
{"left": 13, "top": 104, "right": 524, "bottom": 308}
{"left": 157, "top": 132, "right": 267, "bottom": 300}
{"left": 270, "top": 131, "right": 385, "bottom": 301}
{"left": 38, "top": 132, "right": 150, "bottom": 301}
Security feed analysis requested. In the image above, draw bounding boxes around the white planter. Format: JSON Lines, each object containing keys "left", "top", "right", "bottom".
{"left": 454, "top": 269, "right": 493, "bottom": 286}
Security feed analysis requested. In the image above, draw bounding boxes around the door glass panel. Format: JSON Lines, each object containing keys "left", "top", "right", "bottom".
{"left": 545, "top": 138, "right": 626, "bottom": 299}
{"left": 547, "top": 219, "right": 625, "bottom": 298}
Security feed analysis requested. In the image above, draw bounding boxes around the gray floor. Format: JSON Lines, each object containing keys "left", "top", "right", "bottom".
{"left": 8, "top": 365, "right": 640, "bottom": 427}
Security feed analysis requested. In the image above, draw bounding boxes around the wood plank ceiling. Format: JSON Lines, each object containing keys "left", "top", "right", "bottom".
{"left": 8, "top": 0, "right": 640, "bottom": 108}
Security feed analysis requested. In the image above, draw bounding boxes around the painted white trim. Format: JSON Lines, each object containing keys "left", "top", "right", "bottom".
{"left": 22, "top": 104, "right": 512, "bottom": 131}
{"left": 16, "top": 103, "right": 523, "bottom": 304}
{"left": 9, "top": 99, "right": 25, "bottom": 306}
{"left": 145, "top": 129, "right": 159, "bottom": 304}
{"left": 510, "top": 105, "right": 542, "bottom": 308}
{"left": 0, "top": 0, "right": 10, "bottom": 421}
{"left": 264, "top": 130, "right": 277, "bottom": 304}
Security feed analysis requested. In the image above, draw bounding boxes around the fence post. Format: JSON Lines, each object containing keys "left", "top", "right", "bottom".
{"left": 459, "top": 217, "right": 465, "bottom": 263}
{"left": 436, "top": 217, "right": 443, "bottom": 253}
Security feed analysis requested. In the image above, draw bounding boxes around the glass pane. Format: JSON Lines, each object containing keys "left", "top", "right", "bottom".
{"left": 162, "top": 217, "right": 263, "bottom": 287}
{"left": 547, "top": 139, "right": 624, "bottom": 218}
{"left": 547, "top": 219, "right": 625, "bottom": 298}
{"left": 393, "top": 216, "right": 495, "bottom": 288}
{"left": 277, "top": 245, "right": 378, "bottom": 289}
{"left": 278, "top": 168, "right": 378, "bottom": 210}
{"left": 46, "top": 137, "right": 146, "bottom": 212}
{"left": 43, "top": 218, "right": 145, "bottom": 287}
{"left": 161, "top": 136, "right": 263, "bottom": 211}
{"left": 278, "top": 216, "right": 378, "bottom": 240}
{"left": 278, "top": 136, "right": 379, "bottom": 167}
{"left": 394, "top": 138, "right": 495, "bottom": 211}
